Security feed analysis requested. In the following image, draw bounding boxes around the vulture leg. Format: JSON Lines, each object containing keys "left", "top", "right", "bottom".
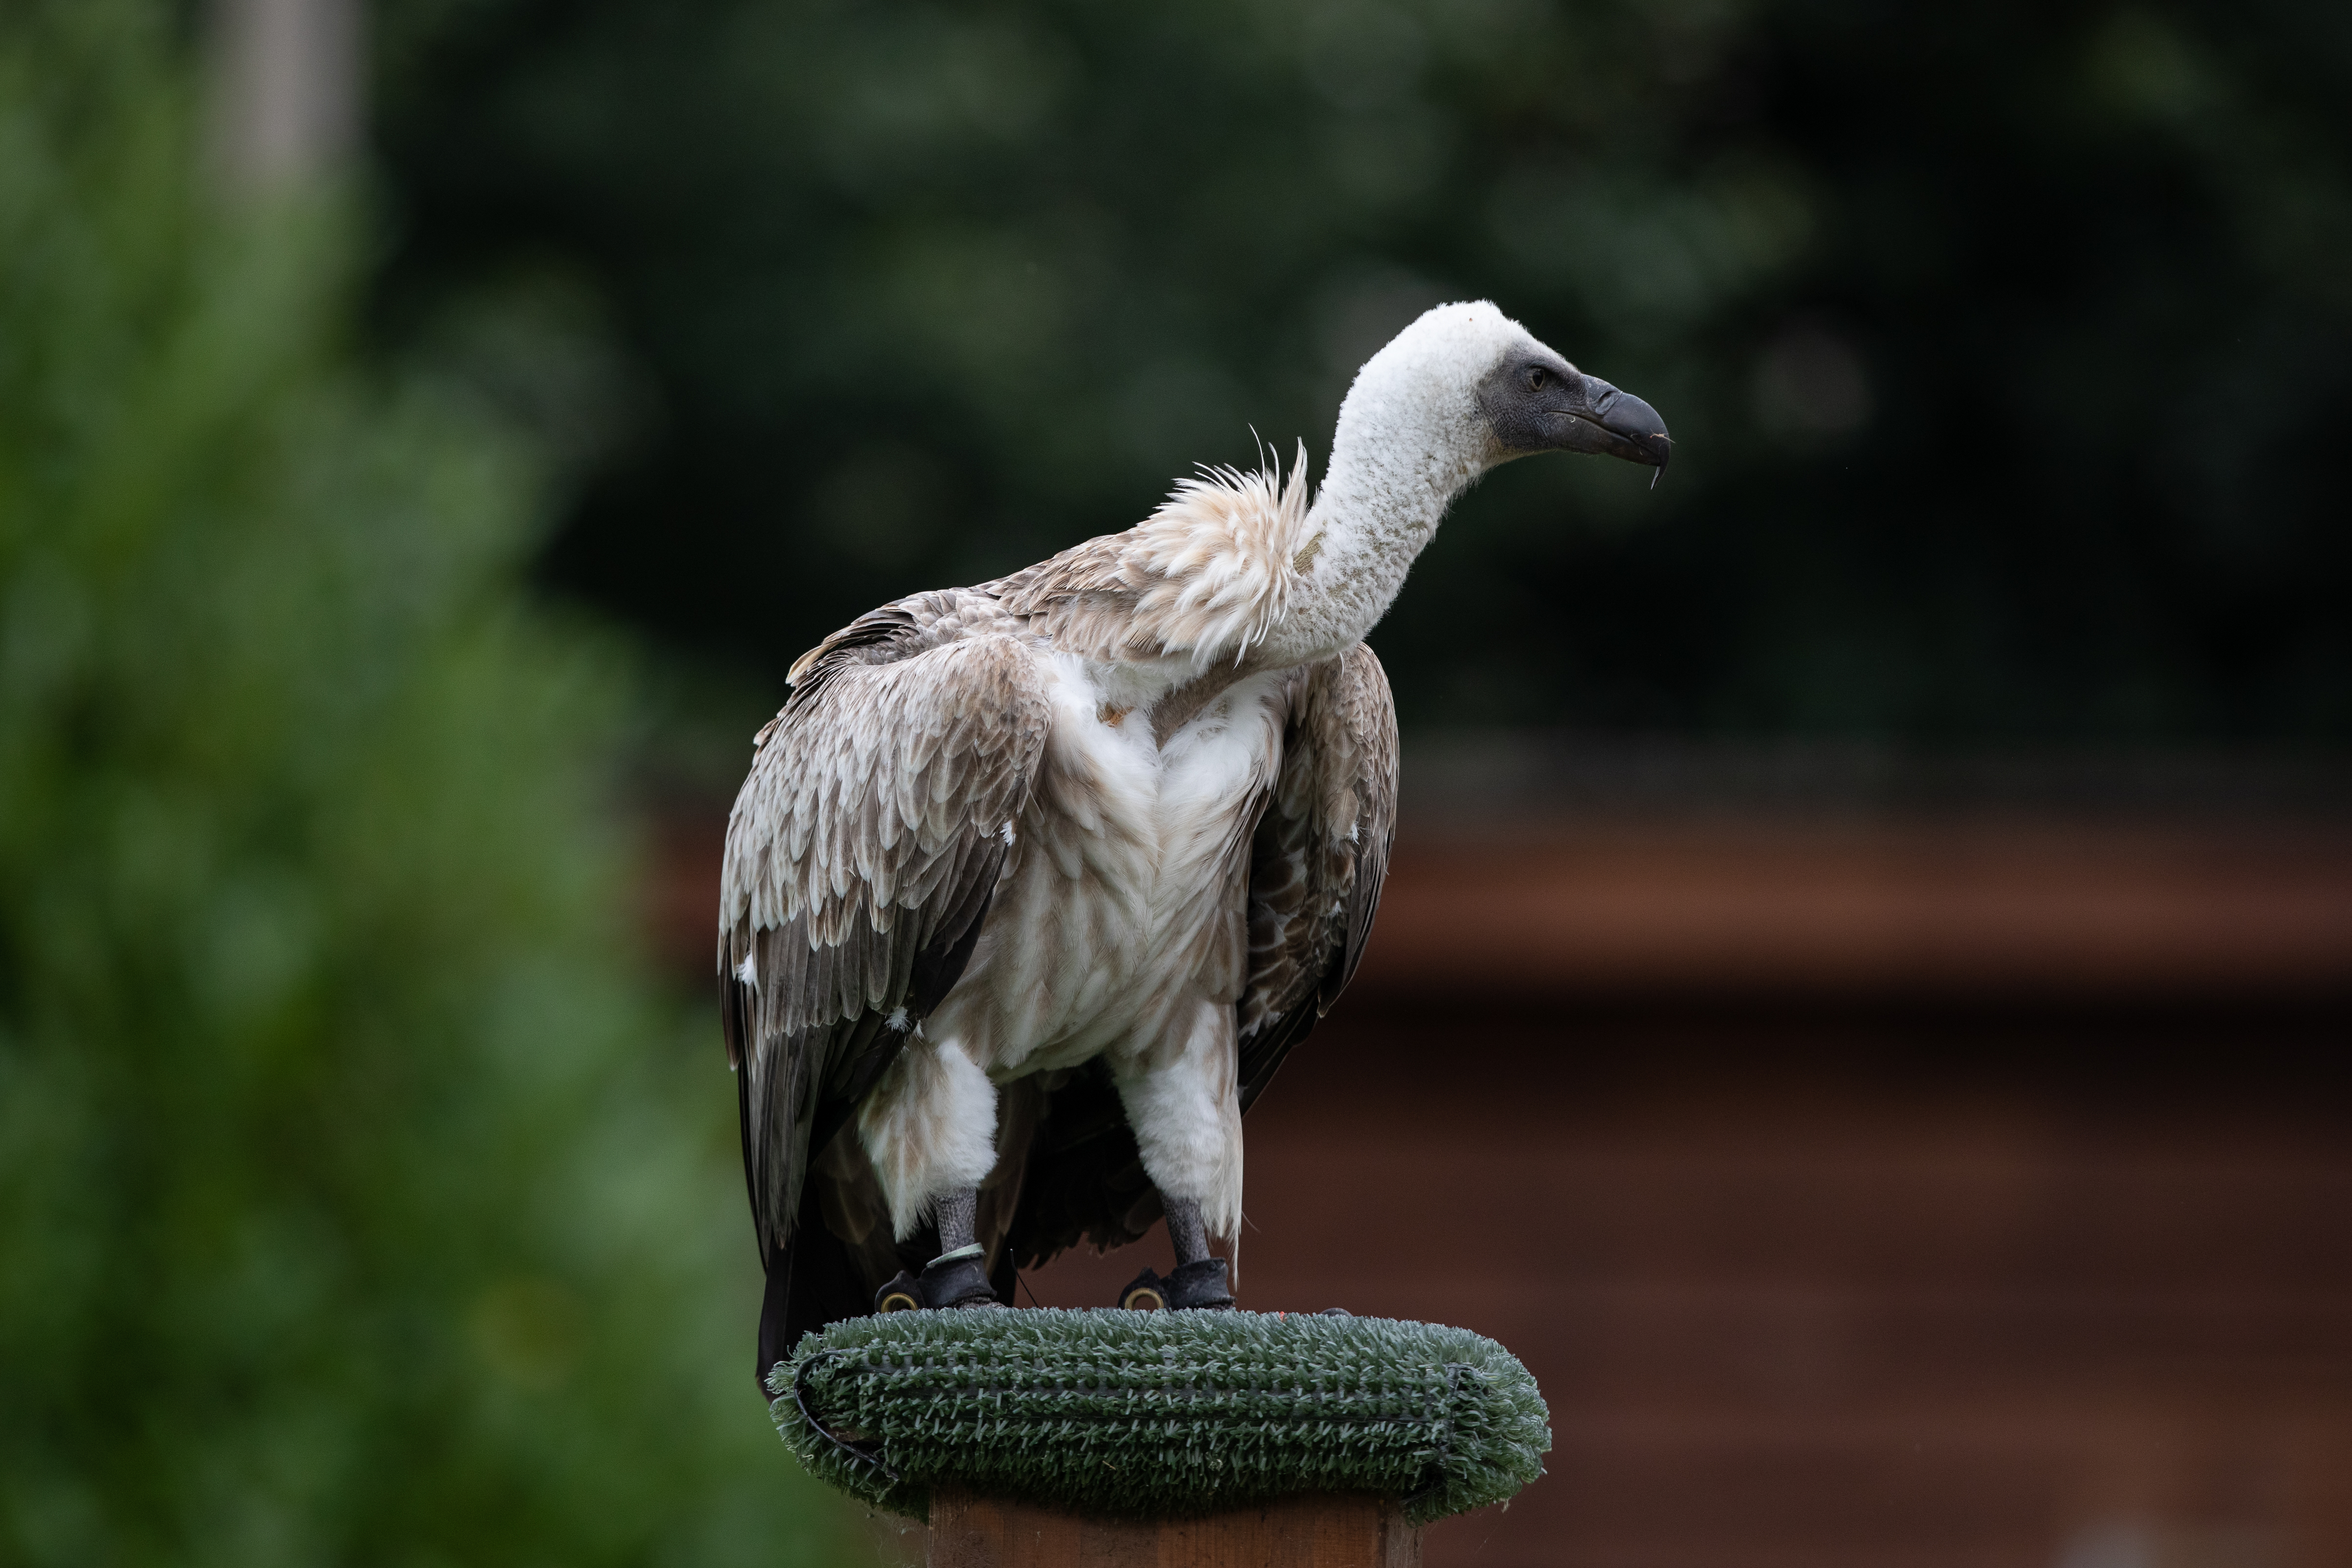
{"left": 1166, "top": 1195, "right": 1211, "bottom": 1266}
{"left": 913, "top": 1186, "right": 1001, "bottom": 1309}
{"left": 936, "top": 1186, "right": 980, "bottom": 1252}
{"left": 1104, "top": 1004, "right": 1241, "bottom": 1310}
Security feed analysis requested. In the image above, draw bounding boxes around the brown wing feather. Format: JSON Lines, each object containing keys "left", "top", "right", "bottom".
{"left": 1235, "top": 641, "right": 1398, "bottom": 1111}
{"left": 718, "top": 596, "right": 1051, "bottom": 1267}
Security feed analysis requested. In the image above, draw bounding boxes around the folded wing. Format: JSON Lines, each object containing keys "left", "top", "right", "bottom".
{"left": 718, "top": 602, "right": 1052, "bottom": 1265}
{"left": 1236, "top": 642, "right": 1399, "bottom": 1111}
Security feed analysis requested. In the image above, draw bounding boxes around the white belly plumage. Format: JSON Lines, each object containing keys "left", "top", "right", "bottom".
{"left": 852, "top": 651, "right": 1287, "bottom": 1243}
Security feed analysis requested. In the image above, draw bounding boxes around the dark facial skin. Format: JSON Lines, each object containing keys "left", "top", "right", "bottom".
{"left": 1477, "top": 349, "right": 1672, "bottom": 468}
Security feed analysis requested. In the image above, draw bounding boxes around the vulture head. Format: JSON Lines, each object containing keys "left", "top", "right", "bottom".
{"left": 1334, "top": 300, "right": 1673, "bottom": 485}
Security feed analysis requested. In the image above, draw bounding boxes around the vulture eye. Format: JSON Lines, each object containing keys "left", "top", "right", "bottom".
{"left": 1527, "top": 367, "right": 1546, "bottom": 390}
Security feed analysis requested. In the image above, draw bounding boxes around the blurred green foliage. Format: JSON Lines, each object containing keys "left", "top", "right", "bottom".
{"left": 0, "top": 5, "right": 844, "bottom": 1563}
{"left": 375, "top": 0, "right": 2352, "bottom": 742}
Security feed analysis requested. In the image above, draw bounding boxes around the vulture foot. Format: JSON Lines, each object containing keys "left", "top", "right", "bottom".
{"left": 913, "top": 1243, "right": 1003, "bottom": 1310}
{"left": 1115, "top": 1258, "right": 1233, "bottom": 1311}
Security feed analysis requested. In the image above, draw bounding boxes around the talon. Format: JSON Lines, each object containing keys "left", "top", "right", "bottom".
{"left": 1118, "top": 1269, "right": 1168, "bottom": 1311}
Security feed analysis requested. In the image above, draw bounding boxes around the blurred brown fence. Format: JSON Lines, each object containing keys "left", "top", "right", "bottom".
{"left": 650, "top": 743, "right": 2352, "bottom": 1568}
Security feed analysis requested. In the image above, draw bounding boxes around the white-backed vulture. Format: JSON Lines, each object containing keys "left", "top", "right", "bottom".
{"left": 718, "top": 301, "right": 1671, "bottom": 1379}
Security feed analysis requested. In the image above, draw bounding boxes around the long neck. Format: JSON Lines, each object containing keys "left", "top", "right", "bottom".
{"left": 1258, "top": 396, "right": 1489, "bottom": 669}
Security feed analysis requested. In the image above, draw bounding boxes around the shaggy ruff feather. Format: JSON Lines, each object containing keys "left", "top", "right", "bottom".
{"left": 996, "top": 442, "right": 1316, "bottom": 669}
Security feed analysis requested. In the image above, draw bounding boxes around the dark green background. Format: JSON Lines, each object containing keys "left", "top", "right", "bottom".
{"left": 6, "top": 4, "right": 2346, "bottom": 1564}
{"left": 0, "top": 6, "right": 844, "bottom": 1563}
{"left": 374, "top": 0, "right": 2352, "bottom": 742}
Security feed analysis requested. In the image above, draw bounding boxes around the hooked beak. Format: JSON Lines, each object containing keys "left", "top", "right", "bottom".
{"left": 1561, "top": 374, "right": 1672, "bottom": 470}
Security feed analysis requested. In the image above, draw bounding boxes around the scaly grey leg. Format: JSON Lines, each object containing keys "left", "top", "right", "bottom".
{"left": 934, "top": 1187, "right": 979, "bottom": 1255}
{"left": 1164, "top": 1195, "right": 1210, "bottom": 1267}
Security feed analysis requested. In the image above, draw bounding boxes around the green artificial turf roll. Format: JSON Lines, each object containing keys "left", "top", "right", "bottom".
{"left": 768, "top": 1307, "right": 1549, "bottom": 1525}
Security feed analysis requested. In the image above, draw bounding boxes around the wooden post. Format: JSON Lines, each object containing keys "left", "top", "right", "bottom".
{"left": 926, "top": 1487, "right": 1421, "bottom": 1568}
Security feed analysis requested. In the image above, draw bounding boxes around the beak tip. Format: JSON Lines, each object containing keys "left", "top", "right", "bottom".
{"left": 1596, "top": 388, "right": 1671, "bottom": 470}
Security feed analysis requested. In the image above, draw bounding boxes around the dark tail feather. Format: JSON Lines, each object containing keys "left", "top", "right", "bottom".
{"left": 756, "top": 1188, "right": 875, "bottom": 1396}
{"left": 756, "top": 1251, "right": 792, "bottom": 1397}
